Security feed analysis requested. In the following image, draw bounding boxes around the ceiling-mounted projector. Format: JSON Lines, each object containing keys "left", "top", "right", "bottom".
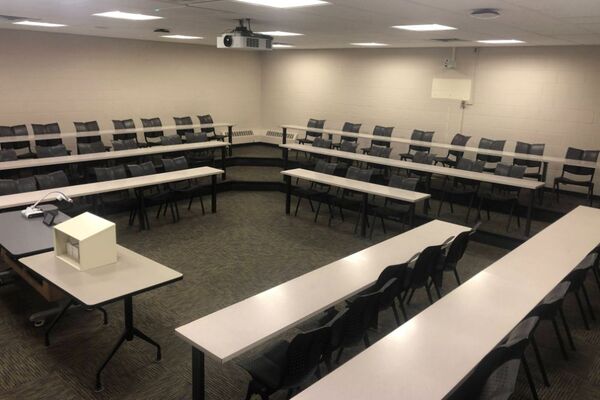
{"left": 217, "top": 19, "right": 273, "bottom": 51}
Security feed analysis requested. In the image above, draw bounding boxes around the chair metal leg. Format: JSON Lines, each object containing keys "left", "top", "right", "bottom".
{"left": 314, "top": 202, "right": 322, "bottom": 222}
{"left": 551, "top": 317, "right": 569, "bottom": 360}
{"left": 581, "top": 285, "right": 596, "bottom": 321}
{"left": 521, "top": 356, "right": 540, "bottom": 400}
{"left": 391, "top": 303, "right": 401, "bottom": 326}
{"left": 531, "top": 336, "right": 550, "bottom": 387}
{"left": 453, "top": 269, "right": 461, "bottom": 285}
{"left": 424, "top": 285, "right": 434, "bottom": 304}
{"left": 294, "top": 196, "right": 302, "bottom": 216}
{"left": 559, "top": 308, "right": 576, "bottom": 351}
{"left": 574, "top": 291, "right": 591, "bottom": 330}
{"left": 465, "top": 193, "right": 475, "bottom": 223}
{"left": 405, "top": 288, "right": 415, "bottom": 305}
{"left": 335, "top": 347, "right": 344, "bottom": 364}
{"left": 363, "top": 332, "right": 371, "bottom": 348}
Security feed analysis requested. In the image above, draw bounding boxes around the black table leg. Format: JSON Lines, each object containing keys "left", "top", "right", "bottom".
{"left": 361, "top": 193, "right": 368, "bottom": 237}
{"left": 192, "top": 347, "right": 205, "bottom": 400}
{"left": 45, "top": 298, "right": 73, "bottom": 346}
{"left": 285, "top": 175, "right": 292, "bottom": 215}
{"left": 227, "top": 125, "right": 233, "bottom": 156}
{"left": 542, "top": 162, "right": 548, "bottom": 184}
{"left": 525, "top": 188, "right": 535, "bottom": 237}
{"left": 221, "top": 147, "right": 227, "bottom": 180}
{"left": 211, "top": 175, "right": 217, "bottom": 213}
{"left": 95, "top": 296, "right": 161, "bottom": 392}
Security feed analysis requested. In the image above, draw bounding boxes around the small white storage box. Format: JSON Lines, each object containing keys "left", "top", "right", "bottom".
{"left": 53, "top": 212, "right": 117, "bottom": 271}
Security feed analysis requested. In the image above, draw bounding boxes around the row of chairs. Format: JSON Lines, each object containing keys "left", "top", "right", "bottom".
{"left": 0, "top": 114, "right": 224, "bottom": 160}
{"left": 240, "top": 230, "right": 475, "bottom": 399}
{"left": 450, "top": 248, "right": 600, "bottom": 400}
{"left": 296, "top": 118, "right": 600, "bottom": 205}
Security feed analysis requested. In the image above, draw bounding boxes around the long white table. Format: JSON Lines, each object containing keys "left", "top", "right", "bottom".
{"left": 0, "top": 141, "right": 228, "bottom": 175}
{"left": 0, "top": 122, "right": 234, "bottom": 144}
{"left": 281, "top": 124, "right": 597, "bottom": 177}
{"left": 281, "top": 143, "right": 544, "bottom": 236}
{"left": 281, "top": 168, "right": 430, "bottom": 237}
{"left": 0, "top": 166, "right": 223, "bottom": 230}
{"left": 175, "top": 219, "right": 470, "bottom": 400}
{"left": 293, "top": 206, "right": 600, "bottom": 400}
{"left": 20, "top": 245, "right": 183, "bottom": 391}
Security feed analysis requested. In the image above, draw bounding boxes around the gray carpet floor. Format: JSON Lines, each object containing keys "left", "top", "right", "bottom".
{"left": 0, "top": 170, "right": 599, "bottom": 399}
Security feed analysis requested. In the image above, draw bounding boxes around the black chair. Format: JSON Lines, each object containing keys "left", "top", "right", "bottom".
{"left": 448, "top": 317, "right": 541, "bottom": 400}
{"left": 324, "top": 167, "right": 373, "bottom": 230}
{"left": 407, "top": 151, "right": 436, "bottom": 210}
{"left": 434, "top": 133, "right": 471, "bottom": 167}
{"left": 0, "top": 149, "right": 17, "bottom": 162}
{"left": 476, "top": 138, "right": 506, "bottom": 172}
{"left": 399, "top": 129, "right": 434, "bottom": 161}
{"left": 298, "top": 137, "right": 332, "bottom": 171}
{"left": 112, "top": 119, "right": 139, "bottom": 143}
{"left": 332, "top": 122, "right": 361, "bottom": 149}
{"left": 74, "top": 121, "right": 103, "bottom": 144}
{"left": 0, "top": 179, "right": 18, "bottom": 195}
{"left": 141, "top": 118, "right": 164, "bottom": 146}
{"left": 35, "top": 170, "right": 70, "bottom": 189}
{"left": 297, "top": 118, "right": 325, "bottom": 146}
{"left": 240, "top": 325, "right": 330, "bottom": 400}
{"left": 562, "top": 253, "right": 597, "bottom": 331}
{"left": 477, "top": 164, "right": 526, "bottom": 231}
{"left": 174, "top": 116, "right": 194, "bottom": 137}
{"left": 321, "top": 309, "right": 348, "bottom": 372}
{"left": 437, "top": 158, "right": 485, "bottom": 223}
{"left": 293, "top": 160, "right": 337, "bottom": 218}
{"left": 514, "top": 142, "right": 545, "bottom": 181}
{"left": 198, "top": 114, "right": 226, "bottom": 141}
{"left": 404, "top": 243, "right": 447, "bottom": 305}
{"left": 0, "top": 177, "right": 37, "bottom": 195}
{"left": 335, "top": 140, "right": 358, "bottom": 176}
{"left": 94, "top": 165, "right": 138, "bottom": 224}
{"left": 162, "top": 156, "right": 206, "bottom": 215}
{"left": 32, "top": 123, "right": 63, "bottom": 147}
{"left": 184, "top": 132, "right": 214, "bottom": 166}
{"left": 160, "top": 135, "right": 183, "bottom": 146}
{"left": 127, "top": 161, "right": 178, "bottom": 228}
{"left": 368, "top": 176, "right": 419, "bottom": 238}
{"left": 365, "top": 145, "right": 392, "bottom": 182}
{"left": 361, "top": 126, "right": 393, "bottom": 153}
{"left": 554, "top": 147, "right": 599, "bottom": 206}
{"left": 434, "top": 226, "right": 477, "bottom": 287}
{"left": 35, "top": 144, "right": 69, "bottom": 158}
{"left": 0, "top": 125, "right": 35, "bottom": 159}
{"left": 78, "top": 141, "right": 106, "bottom": 154}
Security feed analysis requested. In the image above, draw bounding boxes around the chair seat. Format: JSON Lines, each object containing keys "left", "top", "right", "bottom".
{"left": 208, "top": 134, "right": 226, "bottom": 141}
{"left": 240, "top": 339, "right": 288, "bottom": 390}
{"left": 554, "top": 176, "right": 592, "bottom": 186}
{"left": 434, "top": 156, "right": 457, "bottom": 167}
{"left": 17, "top": 152, "right": 37, "bottom": 159}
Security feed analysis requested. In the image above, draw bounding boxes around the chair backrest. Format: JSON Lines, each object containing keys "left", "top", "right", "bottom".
{"left": 33, "top": 123, "right": 62, "bottom": 146}
{"left": 162, "top": 156, "right": 189, "bottom": 172}
{"left": 367, "top": 145, "right": 391, "bottom": 159}
{"left": 35, "top": 170, "right": 69, "bottom": 189}
{"left": 198, "top": 114, "right": 216, "bottom": 134}
{"left": 323, "top": 309, "right": 348, "bottom": 356}
{"left": 477, "top": 138, "right": 505, "bottom": 163}
{"left": 281, "top": 325, "right": 330, "bottom": 388}
{"left": 341, "top": 122, "right": 361, "bottom": 143}
{"left": 493, "top": 163, "right": 511, "bottom": 177}
{"left": 388, "top": 175, "right": 419, "bottom": 191}
{"left": 346, "top": 166, "right": 372, "bottom": 182}
{"left": 563, "top": 148, "right": 600, "bottom": 177}
{"left": 111, "top": 139, "right": 138, "bottom": 151}
{"left": 36, "top": 144, "right": 68, "bottom": 158}
{"left": 0, "top": 179, "right": 18, "bottom": 195}
{"left": 509, "top": 165, "right": 526, "bottom": 179}
{"left": 160, "top": 135, "right": 183, "bottom": 146}
{"left": 340, "top": 140, "right": 357, "bottom": 153}
{"left": 312, "top": 137, "right": 332, "bottom": 149}
{"left": 409, "top": 244, "right": 443, "bottom": 288}
{"left": 413, "top": 151, "right": 435, "bottom": 165}
{"left": 314, "top": 160, "right": 337, "bottom": 175}
{"left": 112, "top": 119, "right": 137, "bottom": 140}
{"left": 448, "top": 133, "right": 470, "bottom": 159}
{"left": 0, "top": 149, "right": 18, "bottom": 161}
{"left": 127, "top": 161, "right": 156, "bottom": 177}
{"left": 78, "top": 141, "right": 105, "bottom": 154}
{"left": 185, "top": 132, "right": 208, "bottom": 143}
{"left": 540, "top": 281, "right": 570, "bottom": 306}
{"left": 1, "top": 125, "right": 31, "bottom": 152}
{"left": 94, "top": 165, "right": 128, "bottom": 182}
{"left": 174, "top": 116, "right": 194, "bottom": 136}
{"left": 443, "top": 231, "right": 471, "bottom": 268}
{"left": 17, "top": 177, "right": 37, "bottom": 193}
{"left": 339, "top": 291, "right": 380, "bottom": 347}
{"left": 142, "top": 118, "right": 164, "bottom": 142}
{"left": 456, "top": 157, "right": 473, "bottom": 171}
{"left": 74, "top": 121, "right": 101, "bottom": 143}
{"left": 411, "top": 130, "right": 434, "bottom": 153}
{"left": 306, "top": 118, "right": 326, "bottom": 139}
{"left": 372, "top": 126, "right": 393, "bottom": 147}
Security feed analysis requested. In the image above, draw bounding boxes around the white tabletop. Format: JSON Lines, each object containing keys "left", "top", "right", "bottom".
{"left": 282, "top": 124, "right": 596, "bottom": 168}
{"left": 175, "top": 220, "right": 470, "bottom": 363}
{"left": 282, "top": 168, "right": 430, "bottom": 203}
{"left": 0, "top": 166, "right": 223, "bottom": 210}
{"left": 19, "top": 245, "right": 182, "bottom": 306}
{"left": 293, "top": 206, "right": 600, "bottom": 400}
{"left": 0, "top": 122, "right": 235, "bottom": 144}
{"left": 0, "top": 141, "right": 228, "bottom": 171}
{"left": 282, "top": 144, "right": 544, "bottom": 190}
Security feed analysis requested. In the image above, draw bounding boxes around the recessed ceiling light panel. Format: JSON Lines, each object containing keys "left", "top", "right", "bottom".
{"left": 477, "top": 39, "right": 524, "bottom": 44}
{"left": 392, "top": 24, "right": 456, "bottom": 32}
{"left": 13, "top": 20, "right": 66, "bottom": 27}
{"left": 350, "top": 42, "right": 388, "bottom": 47}
{"left": 470, "top": 8, "right": 501, "bottom": 19}
{"left": 258, "top": 31, "right": 303, "bottom": 37}
{"left": 235, "top": 0, "right": 329, "bottom": 8}
{"left": 93, "top": 11, "right": 163, "bottom": 21}
{"left": 161, "top": 35, "right": 203, "bottom": 40}
{"left": 273, "top": 43, "right": 295, "bottom": 48}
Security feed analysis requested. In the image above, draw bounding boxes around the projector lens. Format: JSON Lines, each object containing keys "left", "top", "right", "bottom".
{"left": 224, "top": 35, "right": 233, "bottom": 47}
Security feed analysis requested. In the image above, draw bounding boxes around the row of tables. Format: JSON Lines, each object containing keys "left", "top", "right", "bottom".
{"left": 281, "top": 143, "right": 544, "bottom": 236}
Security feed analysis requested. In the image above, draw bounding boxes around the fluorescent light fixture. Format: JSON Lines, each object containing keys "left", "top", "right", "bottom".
{"left": 351, "top": 42, "right": 388, "bottom": 47}
{"left": 392, "top": 24, "right": 456, "bottom": 32}
{"left": 13, "top": 20, "right": 66, "bottom": 28}
{"left": 273, "top": 44, "right": 295, "bottom": 48}
{"left": 161, "top": 35, "right": 203, "bottom": 40}
{"left": 93, "top": 11, "right": 163, "bottom": 21}
{"left": 235, "top": 0, "right": 329, "bottom": 8}
{"left": 258, "top": 31, "right": 303, "bottom": 37}
{"left": 477, "top": 39, "right": 525, "bottom": 44}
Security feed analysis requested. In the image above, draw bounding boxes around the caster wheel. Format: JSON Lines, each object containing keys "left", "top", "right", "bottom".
{"left": 33, "top": 319, "right": 45, "bottom": 328}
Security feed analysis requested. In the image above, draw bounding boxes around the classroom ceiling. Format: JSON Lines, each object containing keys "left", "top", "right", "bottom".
{"left": 2, "top": 0, "right": 600, "bottom": 49}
